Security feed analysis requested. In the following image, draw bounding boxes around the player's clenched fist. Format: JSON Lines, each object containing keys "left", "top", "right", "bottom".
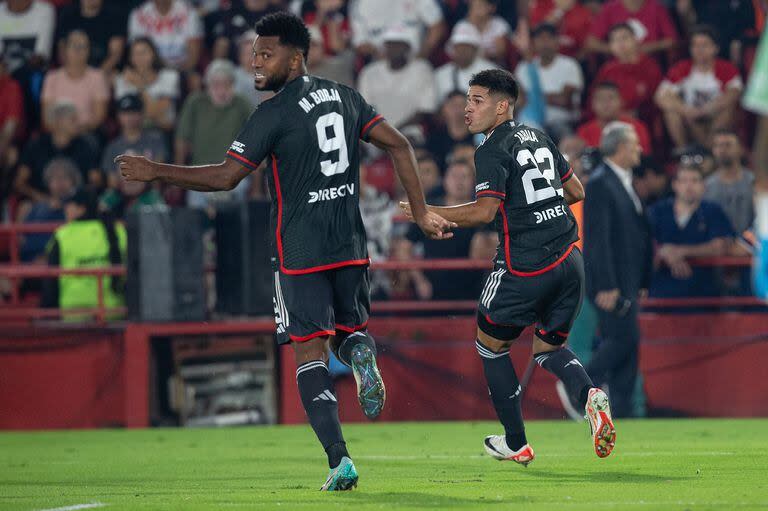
{"left": 400, "top": 202, "right": 456, "bottom": 240}
{"left": 115, "top": 154, "right": 156, "bottom": 182}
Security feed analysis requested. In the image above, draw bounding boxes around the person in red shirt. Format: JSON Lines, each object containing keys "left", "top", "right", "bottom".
{"left": 593, "top": 23, "right": 662, "bottom": 122}
{"left": 0, "top": 53, "right": 24, "bottom": 170}
{"left": 655, "top": 25, "right": 743, "bottom": 150}
{"left": 586, "top": 0, "right": 677, "bottom": 56}
{"left": 578, "top": 81, "right": 652, "bottom": 154}
{"left": 527, "top": 0, "right": 593, "bottom": 57}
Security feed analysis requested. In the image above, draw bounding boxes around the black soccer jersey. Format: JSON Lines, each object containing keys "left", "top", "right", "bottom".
{"left": 474, "top": 121, "right": 579, "bottom": 274}
{"left": 225, "top": 75, "right": 384, "bottom": 274}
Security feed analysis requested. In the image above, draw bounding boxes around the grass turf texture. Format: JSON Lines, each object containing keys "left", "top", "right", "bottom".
{"left": 1, "top": 419, "right": 767, "bottom": 511}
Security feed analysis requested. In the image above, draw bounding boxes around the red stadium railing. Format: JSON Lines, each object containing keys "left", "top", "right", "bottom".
{"left": 1, "top": 222, "right": 763, "bottom": 324}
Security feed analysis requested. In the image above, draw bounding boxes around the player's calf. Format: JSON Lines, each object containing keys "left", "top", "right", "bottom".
{"left": 533, "top": 332, "right": 594, "bottom": 421}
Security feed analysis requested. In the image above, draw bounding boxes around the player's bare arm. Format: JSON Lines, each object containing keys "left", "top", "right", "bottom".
{"left": 367, "top": 121, "right": 457, "bottom": 239}
{"left": 115, "top": 154, "right": 251, "bottom": 192}
{"left": 562, "top": 173, "right": 585, "bottom": 205}
{"left": 399, "top": 197, "right": 500, "bottom": 228}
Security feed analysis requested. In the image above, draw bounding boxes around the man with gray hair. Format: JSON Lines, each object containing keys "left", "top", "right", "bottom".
{"left": 580, "top": 121, "right": 653, "bottom": 418}
{"left": 175, "top": 58, "right": 252, "bottom": 212}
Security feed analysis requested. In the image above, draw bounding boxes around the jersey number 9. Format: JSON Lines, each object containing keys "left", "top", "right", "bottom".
{"left": 316, "top": 112, "right": 350, "bottom": 177}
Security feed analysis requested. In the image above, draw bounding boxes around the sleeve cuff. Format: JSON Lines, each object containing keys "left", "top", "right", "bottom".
{"left": 561, "top": 167, "right": 574, "bottom": 183}
{"left": 226, "top": 150, "right": 260, "bottom": 170}
{"left": 476, "top": 190, "right": 506, "bottom": 199}
{"left": 360, "top": 115, "right": 385, "bottom": 141}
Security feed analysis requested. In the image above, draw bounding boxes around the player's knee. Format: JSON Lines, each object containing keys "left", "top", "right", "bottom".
{"left": 477, "top": 312, "right": 523, "bottom": 344}
{"left": 534, "top": 328, "right": 569, "bottom": 348}
{"left": 292, "top": 336, "right": 330, "bottom": 365}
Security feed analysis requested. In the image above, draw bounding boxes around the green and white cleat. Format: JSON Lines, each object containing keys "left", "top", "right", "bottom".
{"left": 320, "top": 456, "right": 358, "bottom": 491}
{"left": 350, "top": 343, "right": 386, "bottom": 420}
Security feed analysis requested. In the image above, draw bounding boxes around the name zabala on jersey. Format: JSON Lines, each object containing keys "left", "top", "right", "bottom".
{"left": 298, "top": 88, "right": 342, "bottom": 114}
{"left": 308, "top": 184, "right": 355, "bottom": 203}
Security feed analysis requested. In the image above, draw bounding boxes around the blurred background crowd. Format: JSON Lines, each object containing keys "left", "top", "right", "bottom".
{"left": 0, "top": 0, "right": 766, "bottom": 307}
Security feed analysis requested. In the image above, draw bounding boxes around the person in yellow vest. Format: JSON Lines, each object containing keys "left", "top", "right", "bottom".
{"left": 41, "top": 189, "right": 127, "bottom": 320}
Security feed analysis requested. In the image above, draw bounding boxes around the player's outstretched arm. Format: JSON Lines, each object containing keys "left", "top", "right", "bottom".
{"left": 116, "top": 154, "right": 251, "bottom": 192}
{"left": 367, "top": 121, "right": 456, "bottom": 239}
{"left": 399, "top": 197, "right": 500, "bottom": 229}
{"left": 563, "top": 173, "right": 585, "bottom": 205}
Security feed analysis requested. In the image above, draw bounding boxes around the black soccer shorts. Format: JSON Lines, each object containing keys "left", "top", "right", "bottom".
{"left": 477, "top": 246, "right": 584, "bottom": 344}
{"left": 272, "top": 264, "right": 370, "bottom": 344}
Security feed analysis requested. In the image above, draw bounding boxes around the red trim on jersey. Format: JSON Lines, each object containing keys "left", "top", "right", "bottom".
{"left": 281, "top": 258, "right": 370, "bottom": 275}
{"left": 499, "top": 201, "right": 513, "bottom": 270}
{"left": 555, "top": 331, "right": 569, "bottom": 337}
{"left": 509, "top": 244, "right": 575, "bottom": 277}
{"left": 272, "top": 156, "right": 286, "bottom": 269}
{"left": 561, "top": 167, "right": 574, "bottom": 183}
{"left": 360, "top": 114, "right": 384, "bottom": 138}
{"left": 289, "top": 330, "right": 335, "bottom": 342}
{"left": 336, "top": 321, "right": 369, "bottom": 333}
{"left": 226, "top": 150, "right": 259, "bottom": 169}
{"left": 477, "top": 190, "right": 506, "bottom": 199}
{"left": 485, "top": 313, "right": 498, "bottom": 325}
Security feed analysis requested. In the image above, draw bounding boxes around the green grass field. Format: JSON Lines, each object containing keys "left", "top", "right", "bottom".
{"left": 1, "top": 419, "right": 767, "bottom": 511}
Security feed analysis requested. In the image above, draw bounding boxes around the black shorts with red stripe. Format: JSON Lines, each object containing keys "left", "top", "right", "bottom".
{"left": 272, "top": 263, "right": 370, "bottom": 345}
{"left": 477, "top": 245, "right": 584, "bottom": 345}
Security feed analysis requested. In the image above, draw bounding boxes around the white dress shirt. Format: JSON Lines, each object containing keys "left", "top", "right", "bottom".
{"left": 605, "top": 158, "right": 642, "bottom": 213}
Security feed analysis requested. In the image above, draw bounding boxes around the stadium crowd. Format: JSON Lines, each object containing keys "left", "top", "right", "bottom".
{"left": 0, "top": 0, "right": 766, "bottom": 306}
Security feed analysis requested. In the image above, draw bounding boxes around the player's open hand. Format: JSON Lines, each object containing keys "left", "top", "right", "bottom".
{"left": 417, "top": 211, "right": 457, "bottom": 240}
{"left": 115, "top": 154, "right": 157, "bottom": 182}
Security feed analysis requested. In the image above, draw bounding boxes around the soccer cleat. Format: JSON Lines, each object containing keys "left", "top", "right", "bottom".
{"left": 555, "top": 381, "right": 586, "bottom": 422}
{"left": 320, "top": 456, "right": 358, "bottom": 491}
{"left": 350, "top": 344, "right": 385, "bottom": 420}
{"left": 483, "top": 436, "right": 535, "bottom": 467}
{"left": 586, "top": 387, "right": 616, "bottom": 458}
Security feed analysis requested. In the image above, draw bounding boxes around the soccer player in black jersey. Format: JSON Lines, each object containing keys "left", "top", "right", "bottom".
{"left": 402, "top": 69, "right": 616, "bottom": 464}
{"left": 117, "top": 12, "right": 455, "bottom": 491}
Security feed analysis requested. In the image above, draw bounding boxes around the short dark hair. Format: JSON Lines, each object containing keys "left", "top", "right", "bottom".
{"left": 255, "top": 12, "right": 311, "bottom": 60}
{"left": 608, "top": 22, "right": 634, "bottom": 39}
{"left": 690, "top": 24, "right": 719, "bottom": 46}
{"left": 469, "top": 69, "right": 519, "bottom": 103}
{"left": 531, "top": 23, "right": 558, "bottom": 38}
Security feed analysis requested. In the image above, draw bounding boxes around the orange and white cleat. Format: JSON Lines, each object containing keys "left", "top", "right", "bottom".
{"left": 483, "top": 436, "right": 535, "bottom": 467}
{"left": 586, "top": 388, "right": 616, "bottom": 458}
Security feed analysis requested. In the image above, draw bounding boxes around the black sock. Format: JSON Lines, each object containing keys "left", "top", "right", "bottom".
{"left": 534, "top": 348, "right": 593, "bottom": 409}
{"left": 336, "top": 331, "right": 377, "bottom": 367}
{"left": 296, "top": 360, "right": 349, "bottom": 468}
{"left": 476, "top": 340, "right": 527, "bottom": 451}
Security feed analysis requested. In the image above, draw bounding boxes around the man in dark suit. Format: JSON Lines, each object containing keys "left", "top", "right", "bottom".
{"left": 583, "top": 122, "right": 653, "bottom": 418}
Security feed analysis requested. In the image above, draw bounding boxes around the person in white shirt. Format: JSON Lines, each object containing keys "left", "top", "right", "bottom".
{"left": 357, "top": 25, "right": 437, "bottom": 128}
{"left": 0, "top": 0, "right": 55, "bottom": 73}
{"left": 514, "top": 23, "right": 583, "bottom": 138}
{"left": 350, "top": 0, "right": 445, "bottom": 60}
{"left": 128, "top": 0, "right": 203, "bottom": 73}
{"left": 435, "top": 23, "right": 498, "bottom": 104}
{"left": 454, "top": 0, "right": 510, "bottom": 66}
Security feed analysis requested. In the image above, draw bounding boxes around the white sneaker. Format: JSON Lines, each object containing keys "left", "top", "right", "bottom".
{"left": 585, "top": 387, "right": 616, "bottom": 458}
{"left": 555, "top": 381, "right": 585, "bottom": 422}
{"left": 483, "top": 436, "right": 535, "bottom": 467}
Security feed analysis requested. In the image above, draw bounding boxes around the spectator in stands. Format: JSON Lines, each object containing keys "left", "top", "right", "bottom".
{"left": 41, "top": 189, "right": 127, "bottom": 320}
{"left": 404, "top": 159, "right": 484, "bottom": 300}
{"left": 298, "top": 0, "right": 352, "bottom": 57}
{"left": 41, "top": 30, "right": 110, "bottom": 135}
{"left": 357, "top": 25, "right": 437, "bottom": 128}
{"left": 455, "top": 0, "right": 510, "bottom": 66}
{"left": 176, "top": 59, "right": 252, "bottom": 213}
{"left": 578, "top": 81, "right": 652, "bottom": 154}
{"left": 350, "top": 0, "right": 445, "bottom": 60}
{"left": 655, "top": 26, "right": 743, "bottom": 151}
{"left": 306, "top": 23, "right": 355, "bottom": 87}
{"left": 18, "top": 158, "right": 80, "bottom": 262}
{"left": 115, "top": 37, "right": 180, "bottom": 132}
{"left": 206, "top": 0, "right": 280, "bottom": 60}
{"left": 527, "top": 0, "right": 592, "bottom": 58}
{"left": 593, "top": 23, "right": 662, "bottom": 122}
{"left": 583, "top": 122, "right": 653, "bottom": 418}
{"left": 0, "top": 52, "right": 23, "bottom": 178}
{"left": 586, "top": 0, "right": 677, "bottom": 56}
{"left": 128, "top": 0, "right": 203, "bottom": 75}
{"left": 632, "top": 155, "right": 669, "bottom": 206}
{"left": 704, "top": 129, "right": 755, "bottom": 234}
{"left": 425, "top": 91, "right": 476, "bottom": 171}
{"left": 416, "top": 152, "right": 441, "bottom": 199}
{"left": 232, "top": 30, "right": 274, "bottom": 107}
{"left": 0, "top": 0, "right": 55, "bottom": 74}
{"left": 515, "top": 23, "right": 583, "bottom": 140}
{"left": 674, "top": 0, "right": 755, "bottom": 64}
{"left": 101, "top": 94, "right": 169, "bottom": 188}
{"left": 648, "top": 163, "right": 734, "bottom": 297}
{"left": 435, "top": 23, "right": 496, "bottom": 104}
{"left": 55, "top": 0, "right": 126, "bottom": 75}
{"left": 359, "top": 163, "right": 396, "bottom": 299}
{"left": 14, "top": 103, "right": 100, "bottom": 205}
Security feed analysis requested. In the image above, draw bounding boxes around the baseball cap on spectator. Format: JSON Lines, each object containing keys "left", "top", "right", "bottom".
{"left": 447, "top": 23, "right": 481, "bottom": 55}
{"left": 116, "top": 94, "right": 143, "bottom": 112}
{"left": 381, "top": 25, "right": 414, "bottom": 48}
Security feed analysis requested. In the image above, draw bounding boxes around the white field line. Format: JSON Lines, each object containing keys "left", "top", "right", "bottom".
{"left": 356, "top": 451, "right": 735, "bottom": 460}
{"left": 35, "top": 503, "right": 106, "bottom": 511}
